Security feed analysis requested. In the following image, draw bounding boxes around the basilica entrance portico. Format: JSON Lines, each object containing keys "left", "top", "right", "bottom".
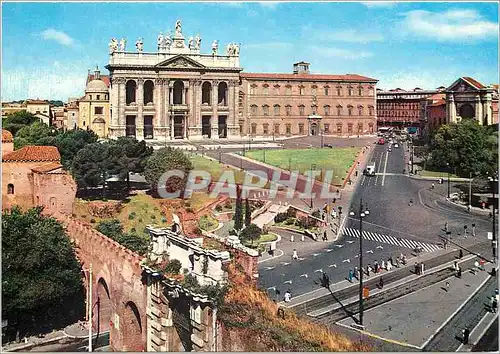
{"left": 106, "top": 20, "right": 241, "bottom": 141}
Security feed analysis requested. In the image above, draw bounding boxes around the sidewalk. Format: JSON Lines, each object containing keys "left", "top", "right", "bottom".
{"left": 456, "top": 312, "right": 498, "bottom": 352}
{"left": 336, "top": 262, "right": 493, "bottom": 349}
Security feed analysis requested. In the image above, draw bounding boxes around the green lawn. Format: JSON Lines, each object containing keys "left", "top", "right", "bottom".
{"left": 419, "top": 170, "right": 459, "bottom": 178}
{"left": 190, "top": 154, "right": 246, "bottom": 184}
{"left": 242, "top": 233, "right": 278, "bottom": 249}
{"left": 199, "top": 215, "right": 219, "bottom": 231}
{"left": 246, "top": 148, "right": 360, "bottom": 185}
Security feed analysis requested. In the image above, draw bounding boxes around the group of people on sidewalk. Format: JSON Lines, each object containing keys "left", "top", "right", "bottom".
{"left": 347, "top": 253, "right": 408, "bottom": 282}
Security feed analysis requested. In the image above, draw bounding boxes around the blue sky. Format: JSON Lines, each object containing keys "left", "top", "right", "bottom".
{"left": 2, "top": 1, "right": 498, "bottom": 101}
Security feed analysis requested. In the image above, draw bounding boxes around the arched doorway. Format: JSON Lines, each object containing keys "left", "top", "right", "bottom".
{"left": 218, "top": 82, "right": 227, "bottom": 105}
{"left": 459, "top": 104, "right": 474, "bottom": 119}
{"left": 202, "top": 82, "right": 211, "bottom": 104}
{"left": 173, "top": 81, "right": 184, "bottom": 105}
{"left": 121, "top": 301, "right": 143, "bottom": 351}
{"left": 310, "top": 122, "right": 317, "bottom": 136}
{"left": 96, "top": 278, "right": 112, "bottom": 333}
{"left": 126, "top": 80, "right": 136, "bottom": 104}
{"left": 92, "top": 118, "right": 106, "bottom": 138}
{"left": 143, "top": 80, "right": 154, "bottom": 105}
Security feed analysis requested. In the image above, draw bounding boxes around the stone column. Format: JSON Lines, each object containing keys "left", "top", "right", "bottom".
{"left": 475, "top": 95, "right": 483, "bottom": 125}
{"left": 118, "top": 78, "right": 126, "bottom": 136}
{"left": 483, "top": 93, "right": 492, "bottom": 126}
{"left": 447, "top": 94, "right": 456, "bottom": 123}
{"left": 137, "top": 78, "right": 144, "bottom": 139}
{"left": 227, "top": 79, "right": 237, "bottom": 138}
{"left": 169, "top": 81, "right": 174, "bottom": 139}
{"left": 211, "top": 80, "right": 219, "bottom": 139}
{"left": 110, "top": 77, "right": 120, "bottom": 137}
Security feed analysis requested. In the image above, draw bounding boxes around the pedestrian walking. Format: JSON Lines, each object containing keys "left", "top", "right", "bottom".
{"left": 378, "top": 277, "right": 384, "bottom": 289}
{"left": 290, "top": 234, "right": 294, "bottom": 243}
{"left": 479, "top": 259, "right": 485, "bottom": 271}
{"left": 472, "top": 223, "right": 476, "bottom": 237}
{"left": 431, "top": 183, "right": 435, "bottom": 189}
{"left": 444, "top": 222, "right": 448, "bottom": 232}
{"left": 415, "top": 262, "right": 419, "bottom": 275}
{"left": 453, "top": 261, "right": 458, "bottom": 271}
{"left": 459, "top": 249, "right": 463, "bottom": 259}
{"left": 381, "top": 260, "right": 386, "bottom": 270}
{"left": 402, "top": 254, "right": 407, "bottom": 265}
{"left": 409, "top": 199, "right": 413, "bottom": 206}
{"left": 292, "top": 249, "right": 298, "bottom": 260}
{"left": 322, "top": 231, "right": 328, "bottom": 241}
{"left": 322, "top": 272, "right": 330, "bottom": 288}
{"left": 354, "top": 266, "right": 359, "bottom": 280}
{"left": 457, "top": 266, "right": 462, "bottom": 278}
{"left": 395, "top": 257, "right": 400, "bottom": 268}
{"left": 348, "top": 269, "right": 353, "bottom": 282}
{"left": 366, "top": 264, "right": 372, "bottom": 277}
{"left": 445, "top": 281, "right": 450, "bottom": 292}
{"left": 301, "top": 234, "right": 305, "bottom": 242}
{"left": 284, "top": 290, "right": 292, "bottom": 303}
{"left": 493, "top": 297, "right": 498, "bottom": 313}
{"left": 462, "top": 327, "right": 470, "bottom": 344}
{"left": 374, "top": 261, "right": 379, "bottom": 273}
{"left": 387, "top": 259, "right": 393, "bottom": 271}
{"left": 421, "top": 262, "right": 425, "bottom": 275}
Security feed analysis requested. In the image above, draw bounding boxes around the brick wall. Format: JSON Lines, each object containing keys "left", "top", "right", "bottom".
{"left": 33, "top": 172, "right": 77, "bottom": 215}
{"left": 2, "top": 162, "right": 36, "bottom": 210}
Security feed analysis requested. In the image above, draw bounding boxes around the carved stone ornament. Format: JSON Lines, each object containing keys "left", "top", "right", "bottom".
{"left": 112, "top": 77, "right": 126, "bottom": 85}
{"left": 137, "top": 78, "right": 145, "bottom": 85}
{"left": 457, "top": 82, "right": 467, "bottom": 92}
{"left": 166, "top": 58, "right": 196, "bottom": 68}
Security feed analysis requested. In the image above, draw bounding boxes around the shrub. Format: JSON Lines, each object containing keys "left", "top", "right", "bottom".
{"left": 161, "top": 217, "right": 167, "bottom": 223}
{"left": 284, "top": 217, "right": 296, "bottom": 225}
{"left": 164, "top": 259, "right": 182, "bottom": 275}
{"left": 240, "top": 224, "right": 262, "bottom": 245}
{"left": 128, "top": 213, "right": 135, "bottom": 220}
{"left": 186, "top": 207, "right": 194, "bottom": 213}
{"left": 286, "top": 207, "right": 297, "bottom": 218}
{"left": 185, "top": 201, "right": 191, "bottom": 207}
{"left": 81, "top": 214, "right": 87, "bottom": 218}
{"left": 138, "top": 218, "right": 143, "bottom": 222}
{"left": 215, "top": 204, "right": 223, "bottom": 212}
{"left": 130, "top": 227, "right": 136, "bottom": 233}
{"left": 311, "top": 209, "right": 321, "bottom": 219}
{"left": 224, "top": 200, "right": 232, "bottom": 209}
{"left": 90, "top": 219, "right": 96, "bottom": 224}
{"left": 150, "top": 215, "right": 156, "bottom": 219}
{"left": 274, "top": 212, "right": 287, "bottom": 223}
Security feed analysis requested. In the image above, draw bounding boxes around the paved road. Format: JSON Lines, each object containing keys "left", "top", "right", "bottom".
{"left": 472, "top": 317, "right": 498, "bottom": 352}
{"left": 423, "top": 275, "right": 497, "bottom": 351}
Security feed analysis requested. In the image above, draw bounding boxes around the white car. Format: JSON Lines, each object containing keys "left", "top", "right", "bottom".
{"left": 394, "top": 143, "right": 399, "bottom": 148}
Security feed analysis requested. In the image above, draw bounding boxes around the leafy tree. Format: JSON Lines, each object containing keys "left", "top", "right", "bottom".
{"left": 107, "top": 137, "right": 153, "bottom": 190}
{"left": 96, "top": 219, "right": 124, "bottom": 239}
{"left": 54, "top": 129, "right": 99, "bottom": 169}
{"left": 144, "top": 147, "right": 193, "bottom": 197}
{"left": 72, "top": 142, "right": 110, "bottom": 189}
{"left": 233, "top": 185, "right": 243, "bottom": 231}
{"left": 14, "top": 122, "right": 56, "bottom": 149}
{"left": 164, "top": 259, "right": 182, "bottom": 275}
{"left": 240, "top": 223, "right": 262, "bottom": 245}
{"left": 2, "top": 207, "right": 83, "bottom": 339}
{"left": 244, "top": 198, "right": 251, "bottom": 227}
{"left": 116, "top": 232, "right": 149, "bottom": 256}
{"left": 427, "top": 119, "right": 498, "bottom": 177}
{"left": 3, "top": 111, "right": 39, "bottom": 135}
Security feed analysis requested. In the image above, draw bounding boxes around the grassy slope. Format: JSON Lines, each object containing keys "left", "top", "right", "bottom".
{"left": 190, "top": 154, "right": 246, "bottom": 185}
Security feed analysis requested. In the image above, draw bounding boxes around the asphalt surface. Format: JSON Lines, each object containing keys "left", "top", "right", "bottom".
{"left": 472, "top": 317, "right": 499, "bottom": 352}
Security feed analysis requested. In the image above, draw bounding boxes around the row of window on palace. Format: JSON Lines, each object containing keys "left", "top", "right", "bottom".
{"left": 378, "top": 110, "right": 420, "bottom": 117}
{"left": 377, "top": 102, "right": 421, "bottom": 110}
{"left": 87, "top": 94, "right": 109, "bottom": 101}
{"left": 249, "top": 104, "right": 375, "bottom": 117}
{"left": 249, "top": 84, "right": 375, "bottom": 97}
{"left": 246, "top": 122, "right": 374, "bottom": 135}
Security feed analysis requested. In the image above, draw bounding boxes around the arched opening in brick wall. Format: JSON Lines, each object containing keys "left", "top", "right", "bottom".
{"left": 96, "top": 278, "right": 112, "bottom": 333}
{"left": 121, "top": 301, "right": 144, "bottom": 352}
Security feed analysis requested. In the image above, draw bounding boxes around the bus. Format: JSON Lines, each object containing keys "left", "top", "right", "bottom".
{"left": 377, "top": 127, "right": 392, "bottom": 136}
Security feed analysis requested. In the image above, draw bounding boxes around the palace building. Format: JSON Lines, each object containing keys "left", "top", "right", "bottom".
{"left": 105, "top": 20, "right": 378, "bottom": 140}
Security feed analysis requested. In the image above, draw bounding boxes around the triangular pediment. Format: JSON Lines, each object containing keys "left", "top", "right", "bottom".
{"left": 155, "top": 55, "right": 206, "bottom": 69}
{"left": 446, "top": 78, "right": 479, "bottom": 93}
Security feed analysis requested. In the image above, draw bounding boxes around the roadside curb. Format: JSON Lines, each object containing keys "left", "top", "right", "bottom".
{"left": 3, "top": 335, "right": 69, "bottom": 352}
{"left": 409, "top": 174, "right": 471, "bottom": 182}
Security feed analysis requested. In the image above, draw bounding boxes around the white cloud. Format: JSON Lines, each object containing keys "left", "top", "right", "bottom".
{"left": 310, "top": 46, "right": 373, "bottom": 59}
{"left": 2, "top": 67, "right": 87, "bottom": 101}
{"left": 40, "top": 28, "right": 75, "bottom": 47}
{"left": 314, "top": 29, "right": 384, "bottom": 43}
{"left": 401, "top": 9, "right": 498, "bottom": 41}
{"left": 361, "top": 2, "right": 397, "bottom": 8}
{"left": 258, "top": 2, "right": 280, "bottom": 9}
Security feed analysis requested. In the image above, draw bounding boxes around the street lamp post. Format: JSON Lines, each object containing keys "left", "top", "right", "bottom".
{"left": 82, "top": 264, "right": 93, "bottom": 352}
{"left": 446, "top": 162, "right": 451, "bottom": 199}
{"left": 350, "top": 199, "right": 369, "bottom": 327}
{"left": 310, "top": 163, "right": 317, "bottom": 209}
{"left": 469, "top": 172, "right": 477, "bottom": 211}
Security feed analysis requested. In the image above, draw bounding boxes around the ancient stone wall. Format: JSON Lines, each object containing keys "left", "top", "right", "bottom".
{"left": 33, "top": 172, "right": 77, "bottom": 215}
{"left": 2, "top": 162, "right": 36, "bottom": 210}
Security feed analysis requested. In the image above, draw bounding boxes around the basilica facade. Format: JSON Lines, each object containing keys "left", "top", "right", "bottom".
{"left": 106, "top": 20, "right": 378, "bottom": 140}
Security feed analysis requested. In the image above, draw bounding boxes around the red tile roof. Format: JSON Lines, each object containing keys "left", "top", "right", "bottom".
{"left": 2, "top": 146, "right": 60, "bottom": 162}
{"left": 463, "top": 77, "right": 485, "bottom": 89}
{"left": 87, "top": 74, "right": 110, "bottom": 87}
{"left": 2, "top": 129, "right": 13, "bottom": 143}
{"left": 240, "top": 72, "right": 377, "bottom": 82}
{"left": 26, "top": 99, "right": 49, "bottom": 104}
{"left": 31, "top": 162, "right": 63, "bottom": 173}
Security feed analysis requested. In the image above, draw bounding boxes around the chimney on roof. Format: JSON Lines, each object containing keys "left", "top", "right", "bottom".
{"left": 94, "top": 65, "right": 100, "bottom": 80}
{"left": 293, "top": 61, "right": 310, "bottom": 75}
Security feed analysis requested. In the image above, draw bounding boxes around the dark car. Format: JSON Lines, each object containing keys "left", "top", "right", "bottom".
{"left": 324, "top": 144, "right": 333, "bottom": 148}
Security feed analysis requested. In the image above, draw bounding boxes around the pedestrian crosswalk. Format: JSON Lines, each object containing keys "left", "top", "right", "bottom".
{"left": 341, "top": 227, "right": 441, "bottom": 252}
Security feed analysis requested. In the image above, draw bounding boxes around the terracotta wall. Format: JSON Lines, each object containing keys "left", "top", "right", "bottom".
{"left": 2, "top": 162, "right": 36, "bottom": 210}
{"left": 33, "top": 172, "right": 77, "bottom": 215}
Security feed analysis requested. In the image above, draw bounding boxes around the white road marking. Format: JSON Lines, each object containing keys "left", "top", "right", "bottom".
{"left": 347, "top": 240, "right": 355, "bottom": 244}
{"left": 329, "top": 264, "right": 337, "bottom": 268}
{"left": 312, "top": 253, "right": 320, "bottom": 257}
{"left": 325, "top": 249, "right": 334, "bottom": 252}
{"left": 366, "top": 250, "right": 374, "bottom": 254}
{"left": 354, "top": 254, "right": 359, "bottom": 258}
{"left": 267, "top": 286, "right": 276, "bottom": 291}
{"left": 376, "top": 245, "right": 384, "bottom": 249}
{"left": 298, "top": 257, "right": 305, "bottom": 261}
{"left": 265, "top": 266, "right": 275, "bottom": 271}
{"left": 342, "top": 259, "right": 351, "bottom": 263}
{"left": 382, "top": 152, "right": 389, "bottom": 187}
{"left": 284, "top": 280, "right": 293, "bottom": 284}
{"left": 300, "top": 274, "right": 308, "bottom": 278}
{"left": 314, "top": 269, "right": 323, "bottom": 273}
{"left": 281, "top": 262, "right": 290, "bottom": 266}
{"left": 335, "top": 244, "right": 344, "bottom": 248}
